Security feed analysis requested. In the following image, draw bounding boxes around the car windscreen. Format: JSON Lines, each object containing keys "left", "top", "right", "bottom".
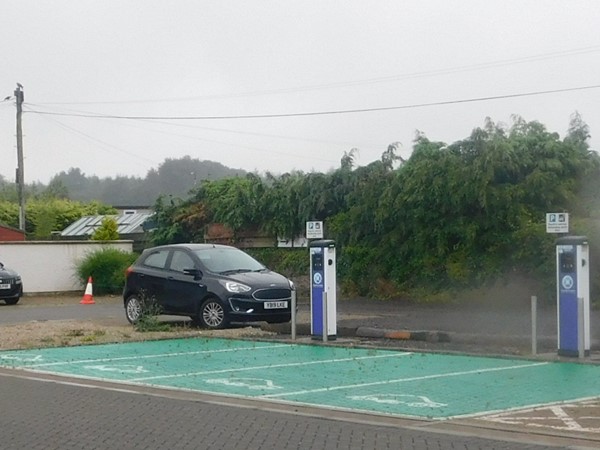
{"left": 192, "top": 247, "right": 265, "bottom": 274}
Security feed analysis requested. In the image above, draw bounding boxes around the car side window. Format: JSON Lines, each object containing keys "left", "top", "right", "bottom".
{"left": 143, "top": 250, "right": 169, "bottom": 269}
{"left": 169, "top": 251, "right": 195, "bottom": 273}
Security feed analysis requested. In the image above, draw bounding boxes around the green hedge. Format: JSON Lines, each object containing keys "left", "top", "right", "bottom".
{"left": 245, "top": 248, "right": 308, "bottom": 277}
{"left": 76, "top": 248, "right": 138, "bottom": 295}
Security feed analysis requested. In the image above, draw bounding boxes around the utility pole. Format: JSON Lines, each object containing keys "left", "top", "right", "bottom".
{"left": 14, "top": 83, "right": 25, "bottom": 231}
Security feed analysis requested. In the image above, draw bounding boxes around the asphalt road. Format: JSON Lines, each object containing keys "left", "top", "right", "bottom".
{"left": 0, "top": 301, "right": 125, "bottom": 324}
{"left": 3, "top": 295, "right": 599, "bottom": 354}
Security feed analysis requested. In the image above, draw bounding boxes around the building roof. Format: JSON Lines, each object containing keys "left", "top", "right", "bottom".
{"left": 60, "top": 211, "right": 154, "bottom": 237}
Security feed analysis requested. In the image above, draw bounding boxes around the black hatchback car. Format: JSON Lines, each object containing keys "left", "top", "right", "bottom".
{"left": 123, "top": 243, "right": 294, "bottom": 329}
{"left": 0, "top": 262, "right": 23, "bottom": 305}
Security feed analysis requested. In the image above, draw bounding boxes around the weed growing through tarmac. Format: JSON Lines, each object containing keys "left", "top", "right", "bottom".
{"left": 134, "top": 294, "right": 172, "bottom": 333}
{"left": 81, "top": 330, "right": 105, "bottom": 343}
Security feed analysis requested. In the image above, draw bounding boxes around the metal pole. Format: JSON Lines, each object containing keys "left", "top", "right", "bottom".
{"left": 531, "top": 296, "right": 537, "bottom": 355}
{"left": 578, "top": 297, "right": 585, "bottom": 359}
{"left": 322, "top": 291, "right": 328, "bottom": 342}
{"left": 14, "top": 84, "right": 25, "bottom": 231}
{"left": 291, "top": 289, "right": 296, "bottom": 341}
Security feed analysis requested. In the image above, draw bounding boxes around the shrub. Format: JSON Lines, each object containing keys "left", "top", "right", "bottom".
{"left": 76, "top": 248, "right": 138, "bottom": 295}
{"left": 245, "top": 248, "right": 308, "bottom": 277}
{"left": 92, "top": 216, "right": 119, "bottom": 240}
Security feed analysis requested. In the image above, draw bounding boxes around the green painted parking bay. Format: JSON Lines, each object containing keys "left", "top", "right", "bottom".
{"left": 1, "top": 338, "right": 599, "bottom": 419}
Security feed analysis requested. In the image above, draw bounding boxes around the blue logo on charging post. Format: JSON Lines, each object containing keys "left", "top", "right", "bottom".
{"left": 561, "top": 275, "right": 574, "bottom": 290}
{"left": 313, "top": 272, "right": 323, "bottom": 286}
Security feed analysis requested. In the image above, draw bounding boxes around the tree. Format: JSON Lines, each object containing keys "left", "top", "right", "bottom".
{"left": 44, "top": 179, "right": 69, "bottom": 199}
{"left": 340, "top": 148, "right": 358, "bottom": 171}
{"left": 147, "top": 115, "right": 600, "bottom": 299}
{"left": 92, "top": 216, "right": 119, "bottom": 240}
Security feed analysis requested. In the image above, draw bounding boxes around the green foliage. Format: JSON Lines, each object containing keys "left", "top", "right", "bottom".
{"left": 150, "top": 115, "right": 600, "bottom": 302}
{"left": 0, "top": 201, "right": 19, "bottom": 228}
{"left": 0, "top": 197, "right": 117, "bottom": 239}
{"left": 92, "top": 216, "right": 119, "bottom": 240}
{"left": 336, "top": 246, "right": 384, "bottom": 297}
{"left": 150, "top": 195, "right": 193, "bottom": 245}
{"left": 246, "top": 248, "right": 308, "bottom": 277}
{"left": 76, "top": 248, "right": 138, "bottom": 295}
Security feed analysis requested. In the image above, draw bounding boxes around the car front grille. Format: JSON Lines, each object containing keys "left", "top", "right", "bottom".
{"left": 253, "top": 288, "right": 291, "bottom": 301}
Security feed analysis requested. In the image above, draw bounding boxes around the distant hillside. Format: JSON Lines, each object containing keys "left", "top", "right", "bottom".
{"left": 49, "top": 156, "right": 247, "bottom": 205}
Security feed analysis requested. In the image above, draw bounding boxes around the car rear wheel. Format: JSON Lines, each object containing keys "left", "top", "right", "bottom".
{"left": 199, "top": 298, "right": 228, "bottom": 329}
{"left": 125, "top": 295, "right": 144, "bottom": 324}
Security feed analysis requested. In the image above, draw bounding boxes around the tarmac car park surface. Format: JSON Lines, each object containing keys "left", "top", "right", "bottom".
{"left": 0, "top": 294, "right": 599, "bottom": 449}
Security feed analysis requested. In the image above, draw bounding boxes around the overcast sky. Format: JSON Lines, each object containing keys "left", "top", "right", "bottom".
{"left": 1, "top": 1, "right": 599, "bottom": 184}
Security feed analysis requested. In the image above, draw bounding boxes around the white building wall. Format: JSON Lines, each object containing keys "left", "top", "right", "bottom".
{"left": 0, "top": 241, "right": 133, "bottom": 294}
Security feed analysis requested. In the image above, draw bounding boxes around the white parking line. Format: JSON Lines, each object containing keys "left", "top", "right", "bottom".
{"left": 260, "top": 361, "right": 549, "bottom": 398}
{"left": 130, "top": 352, "right": 414, "bottom": 382}
{"left": 27, "top": 344, "right": 289, "bottom": 368}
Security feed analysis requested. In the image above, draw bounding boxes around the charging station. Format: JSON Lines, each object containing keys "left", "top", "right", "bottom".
{"left": 556, "top": 236, "right": 590, "bottom": 357}
{"left": 310, "top": 239, "right": 337, "bottom": 340}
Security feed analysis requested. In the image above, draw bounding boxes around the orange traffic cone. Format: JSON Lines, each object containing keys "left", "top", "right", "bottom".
{"left": 80, "top": 276, "right": 95, "bottom": 304}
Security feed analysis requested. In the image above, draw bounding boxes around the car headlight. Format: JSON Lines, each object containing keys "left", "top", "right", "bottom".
{"left": 221, "top": 281, "right": 251, "bottom": 293}
{"left": 289, "top": 279, "right": 295, "bottom": 290}
{"left": 15, "top": 276, "right": 21, "bottom": 284}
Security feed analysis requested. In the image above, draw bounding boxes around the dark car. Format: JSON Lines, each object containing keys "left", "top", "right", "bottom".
{"left": 123, "top": 243, "right": 294, "bottom": 329}
{"left": 0, "top": 262, "right": 23, "bottom": 305}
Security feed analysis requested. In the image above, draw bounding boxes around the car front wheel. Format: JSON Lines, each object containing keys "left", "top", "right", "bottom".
{"left": 125, "top": 295, "right": 144, "bottom": 324}
{"left": 3, "top": 297, "right": 20, "bottom": 305}
{"left": 199, "top": 298, "right": 228, "bottom": 329}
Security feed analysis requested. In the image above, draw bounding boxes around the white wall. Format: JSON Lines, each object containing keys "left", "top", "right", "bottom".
{"left": 0, "top": 241, "right": 133, "bottom": 294}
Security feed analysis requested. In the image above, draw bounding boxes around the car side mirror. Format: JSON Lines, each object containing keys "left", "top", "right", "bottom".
{"left": 183, "top": 268, "right": 202, "bottom": 279}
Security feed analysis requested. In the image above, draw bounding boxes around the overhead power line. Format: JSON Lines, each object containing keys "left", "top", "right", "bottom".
{"left": 26, "top": 84, "right": 600, "bottom": 121}
{"left": 32, "top": 44, "right": 600, "bottom": 105}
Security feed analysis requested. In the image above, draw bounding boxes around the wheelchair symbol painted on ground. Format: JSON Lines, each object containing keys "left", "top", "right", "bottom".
{"left": 84, "top": 364, "right": 148, "bottom": 374}
{"left": 0, "top": 353, "right": 43, "bottom": 362}
{"left": 348, "top": 394, "right": 447, "bottom": 408}
{"left": 205, "top": 377, "right": 282, "bottom": 391}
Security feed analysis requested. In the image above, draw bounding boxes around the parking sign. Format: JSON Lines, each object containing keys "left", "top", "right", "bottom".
{"left": 306, "top": 221, "right": 324, "bottom": 239}
{"left": 546, "top": 212, "right": 569, "bottom": 233}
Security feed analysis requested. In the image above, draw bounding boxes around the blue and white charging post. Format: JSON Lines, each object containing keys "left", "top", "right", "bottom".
{"left": 556, "top": 235, "right": 590, "bottom": 357}
{"left": 309, "top": 239, "right": 337, "bottom": 341}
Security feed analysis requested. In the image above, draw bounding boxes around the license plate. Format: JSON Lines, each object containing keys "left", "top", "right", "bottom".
{"left": 0, "top": 283, "right": 11, "bottom": 289}
{"left": 264, "top": 301, "right": 288, "bottom": 309}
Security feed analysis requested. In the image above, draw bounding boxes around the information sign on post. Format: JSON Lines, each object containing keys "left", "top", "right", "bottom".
{"left": 306, "top": 221, "right": 324, "bottom": 239}
{"left": 546, "top": 213, "right": 569, "bottom": 234}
